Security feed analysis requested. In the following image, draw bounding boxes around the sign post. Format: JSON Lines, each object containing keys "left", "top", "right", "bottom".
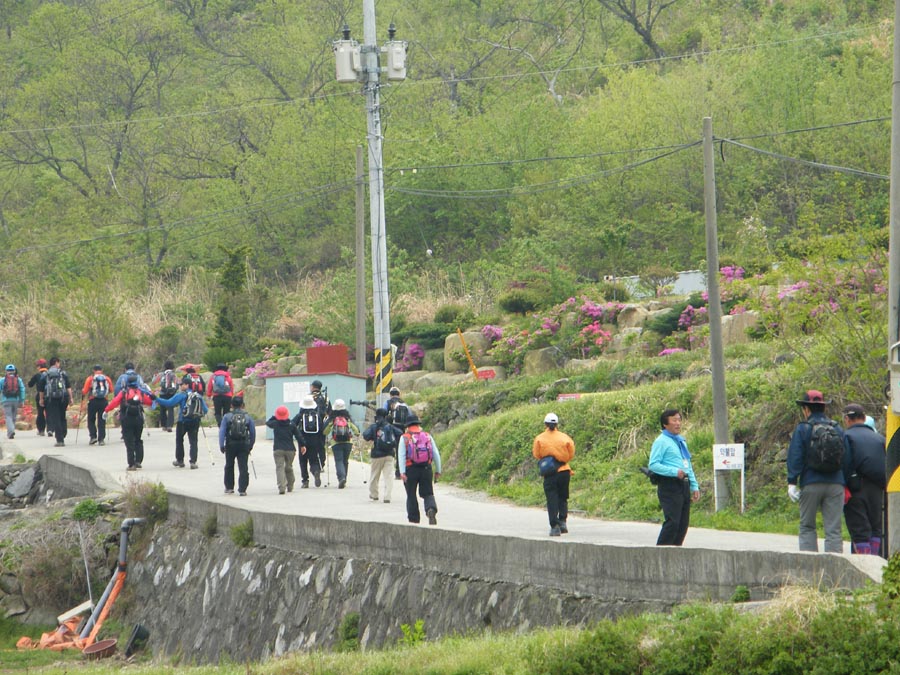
{"left": 713, "top": 443, "right": 745, "bottom": 513}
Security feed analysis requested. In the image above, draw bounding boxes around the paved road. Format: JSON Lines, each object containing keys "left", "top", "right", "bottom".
{"left": 1, "top": 423, "right": 836, "bottom": 553}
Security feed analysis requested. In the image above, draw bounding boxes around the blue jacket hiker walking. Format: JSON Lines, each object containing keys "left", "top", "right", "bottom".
{"left": 156, "top": 378, "right": 209, "bottom": 469}
{"left": 219, "top": 396, "right": 256, "bottom": 496}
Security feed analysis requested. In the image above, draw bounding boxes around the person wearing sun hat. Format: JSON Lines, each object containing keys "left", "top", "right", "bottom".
{"left": 787, "top": 389, "right": 850, "bottom": 553}
{"left": 266, "top": 405, "right": 305, "bottom": 494}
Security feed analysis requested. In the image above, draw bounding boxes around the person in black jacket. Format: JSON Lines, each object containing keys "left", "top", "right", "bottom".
{"left": 363, "top": 408, "right": 400, "bottom": 503}
{"left": 842, "top": 403, "right": 887, "bottom": 555}
{"left": 266, "top": 405, "right": 305, "bottom": 494}
{"left": 27, "top": 359, "right": 49, "bottom": 436}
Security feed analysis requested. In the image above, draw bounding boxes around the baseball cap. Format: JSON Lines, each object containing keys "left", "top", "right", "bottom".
{"left": 842, "top": 403, "right": 866, "bottom": 417}
{"left": 544, "top": 412, "right": 559, "bottom": 424}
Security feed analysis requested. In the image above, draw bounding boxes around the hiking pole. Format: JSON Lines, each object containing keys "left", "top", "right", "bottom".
{"left": 200, "top": 424, "right": 215, "bottom": 466}
{"left": 74, "top": 399, "right": 84, "bottom": 445}
{"left": 250, "top": 454, "right": 257, "bottom": 479}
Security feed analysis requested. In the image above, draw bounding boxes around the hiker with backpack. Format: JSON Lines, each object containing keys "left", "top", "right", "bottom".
{"left": 322, "top": 399, "right": 360, "bottom": 489}
{"left": 787, "top": 390, "right": 851, "bottom": 553}
{"left": 183, "top": 366, "right": 206, "bottom": 394}
{"left": 28, "top": 359, "right": 50, "bottom": 436}
{"left": 648, "top": 409, "right": 698, "bottom": 546}
{"left": 39, "top": 357, "right": 73, "bottom": 447}
{"left": 154, "top": 360, "right": 179, "bottom": 433}
{"left": 103, "top": 373, "right": 156, "bottom": 470}
{"left": 1, "top": 364, "right": 25, "bottom": 439}
{"left": 362, "top": 407, "right": 400, "bottom": 503}
{"left": 294, "top": 395, "right": 326, "bottom": 487}
{"left": 398, "top": 412, "right": 442, "bottom": 525}
{"left": 841, "top": 403, "right": 887, "bottom": 555}
{"left": 266, "top": 405, "right": 305, "bottom": 494}
{"left": 206, "top": 363, "right": 234, "bottom": 426}
{"left": 384, "top": 386, "right": 409, "bottom": 478}
{"left": 219, "top": 396, "right": 256, "bottom": 496}
{"left": 81, "top": 365, "right": 113, "bottom": 446}
{"left": 155, "top": 377, "right": 209, "bottom": 469}
{"left": 114, "top": 362, "right": 149, "bottom": 396}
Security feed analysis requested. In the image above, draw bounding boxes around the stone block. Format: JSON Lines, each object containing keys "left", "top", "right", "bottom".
{"left": 523, "top": 347, "right": 567, "bottom": 376}
{"left": 411, "top": 372, "right": 469, "bottom": 391}
{"left": 721, "top": 311, "right": 759, "bottom": 346}
{"left": 617, "top": 305, "right": 649, "bottom": 329}
{"left": 606, "top": 327, "right": 644, "bottom": 355}
{"left": 241, "top": 384, "right": 266, "bottom": 421}
{"left": 444, "top": 331, "right": 492, "bottom": 373}
{"left": 275, "top": 356, "right": 304, "bottom": 375}
{"left": 423, "top": 350, "right": 444, "bottom": 372}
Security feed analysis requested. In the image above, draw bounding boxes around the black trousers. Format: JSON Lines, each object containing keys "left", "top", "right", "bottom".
{"left": 300, "top": 435, "right": 326, "bottom": 479}
{"left": 175, "top": 419, "right": 201, "bottom": 464}
{"left": 844, "top": 477, "right": 885, "bottom": 543}
{"left": 86, "top": 397, "right": 107, "bottom": 442}
{"left": 122, "top": 416, "right": 145, "bottom": 467}
{"left": 212, "top": 395, "right": 230, "bottom": 426}
{"left": 543, "top": 470, "right": 571, "bottom": 528}
{"left": 158, "top": 397, "right": 175, "bottom": 429}
{"left": 404, "top": 463, "right": 437, "bottom": 523}
{"left": 46, "top": 398, "right": 67, "bottom": 442}
{"left": 34, "top": 395, "right": 47, "bottom": 433}
{"left": 656, "top": 477, "right": 691, "bottom": 546}
{"left": 224, "top": 442, "right": 251, "bottom": 493}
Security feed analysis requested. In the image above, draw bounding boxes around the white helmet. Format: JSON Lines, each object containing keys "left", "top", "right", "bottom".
{"left": 544, "top": 412, "right": 559, "bottom": 425}
{"left": 333, "top": 399, "right": 346, "bottom": 411}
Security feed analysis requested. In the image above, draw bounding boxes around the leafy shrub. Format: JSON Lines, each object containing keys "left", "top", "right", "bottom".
{"left": 399, "top": 619, "right": 426, "bottom": 646}
{"left": 498, "top": 288, "right": 541, "bottom": 315}
{"left": 336, "top": 612, "right": 361, "bottom": 652}
{"left": 393, "top": 322, "right": 453, "bottom": 349}
{"left": 72, "top": 499, "right": 101, "bottom": 522}
{"left": 202, "top": 512, "right": 218, "bottom": 538}
{"left": 230, "top": 518, "right": 254, "bottom": 547}
{"left": 731, "top": 585, "right": 751, "bottom": 602}
{"left": 433, "top": 304, "right": 475, "bottom": 326}
{"left": 525, "top": 617, "right": 642, "bottom": 675}
{"left": 123, "top": 481, "right": 169, "bottom": 525}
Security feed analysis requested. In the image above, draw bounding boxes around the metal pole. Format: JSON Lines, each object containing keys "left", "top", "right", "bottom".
{"left": 355, "top": 145, "right": 367, "bottom": 377}
{"left": 362, "top": 0, "right": 392, "bottom": 407}
{"left": 703, "top": 116, "right": 731, "bottom": 511}
{"left": 885, "top": 0, "right": 900, "bottom": 557}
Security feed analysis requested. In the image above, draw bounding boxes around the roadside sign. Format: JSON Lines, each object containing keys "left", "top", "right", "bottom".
{"left": 556, "top": 393, "right": 581, "bottom": 401}
{"left": 713, "top": 443, "right": 746, "bottom": 513}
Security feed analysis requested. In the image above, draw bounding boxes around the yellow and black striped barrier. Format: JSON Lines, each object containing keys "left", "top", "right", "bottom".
{"left": 373, "top": 347, "right": 393, "bottom": 398}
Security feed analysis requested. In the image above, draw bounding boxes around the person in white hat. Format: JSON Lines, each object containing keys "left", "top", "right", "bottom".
{"left": 294, "top": 394, "right": 326, "bottom": 487}
{"left": 531, "top": 412, "right": 575, "bottom": 537}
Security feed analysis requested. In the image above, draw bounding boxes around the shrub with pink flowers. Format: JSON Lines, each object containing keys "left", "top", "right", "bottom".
{"left": 243, "top": 345, "right": 279, "bottom": 380}
{"left": 395, "top": 342, "right": 425, "bottom": 372}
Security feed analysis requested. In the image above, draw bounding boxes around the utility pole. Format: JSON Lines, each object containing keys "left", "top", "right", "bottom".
{"left": 354, "top": 145, "right": 366, "bottom": 377}
{"left": 703, "top": 117, "right": 731, "bottom": 511}
{"left": 333, "top": 6, "right": 407, "bottom": 405}
{"left": 885, "top": 0, "right": 900, "bottom": 557}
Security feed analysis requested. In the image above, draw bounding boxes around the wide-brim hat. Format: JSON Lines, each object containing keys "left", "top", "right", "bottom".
{"left": 301, "top": 396, "right": 316, "bottom": 409}
{"left": 404, "top": 413, "right": 421, "bottom": 427}
{"left": 796, "top": 389, "right": 831, "bottom": 406}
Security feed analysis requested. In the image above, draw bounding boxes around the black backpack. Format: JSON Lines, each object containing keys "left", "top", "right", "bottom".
{"left": 389, "top": 399, "right": 410, "bottom": 426}
{"left": 805, "top": 420, "right": 844, "bottom": 473}
{"left": 90, "top": 374, "right": 109, "bottom": 399}
{"left": 375, "top": 423, "right": 398, "bottom": 453}
{"left": 300, "top": 409, "right": 320, "bottom": 434}
{"left": 160, "top": 370, "right": 178, "bottom": 397}
{"left": 229, "top": 411, "right": 251, "bottom": 442}
{"left": 122, "top": 387, "right": 144, "bottom": 419}
{"left": 45, "top": 367, "right": 66, "bottom": 400}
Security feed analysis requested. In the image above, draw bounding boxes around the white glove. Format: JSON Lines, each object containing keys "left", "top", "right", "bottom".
{"left": 788, "top": 485, "right": 801, "bottom": 502}
{"left": 101, "top": 412, "right": 107, "bottom": 421}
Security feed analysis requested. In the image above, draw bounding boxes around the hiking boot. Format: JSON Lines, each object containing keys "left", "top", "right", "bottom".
{"left": 301, "top": 481, "right": 309, "bottom": 489}
{"left": 559, "top": 522, "right": 568, "bottom": 534}
{"left": 314, "top": 473, "right": 321, "bottom": 487}
{"left": 370, "top": 495, "right": 379, "bottom": 501}
{"left": 189, "top": 462, "right": 198, "bottom": 470}
{"left": 89, "top": 438, "right": 98, "bottom": 445}
{"left": 279, "top": 489, "right": 285, "bottom": 495}
{"left": 173, "top": 461, "right": 185, "bottom": 468}
{"left": 8, "top": 432, "right": 14, "bottom": 439}
{"left": 127, "top": 466, "right": 137, "bottom": 471}
{"left": 238, "top": 491, "right": 247, "bottom": 496}
{"left": 287, "top": 485, "right": 294, "bottom": 493}
{"left": 338, "top": 479, "right": 346, "bottom": 489}
{"left": 54, "top": 441, "right": 65, "bottom": 447}
{"left": 426, "top": 508, "right": 437, "bottom": 526}
{"left": 37, "top": 431, "right": 44, "bottom": 437}
{"left": 549, "top": 526, "right": 561, "bottom": 537}
{"left": 224, "top": 489, "right": 234, "bottom": 494}
{"left": 135, "top": 463, "right": 142, "bottom": 469}
{"left": 98, "top": 440, "right": 105, "bottom": 446}
{"left": 383, "top": 499, "right": 390, "bottom": 503}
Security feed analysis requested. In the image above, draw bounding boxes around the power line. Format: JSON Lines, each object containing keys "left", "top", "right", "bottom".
{"left": 718, "top": 138, "right": 888, "bottom": 180}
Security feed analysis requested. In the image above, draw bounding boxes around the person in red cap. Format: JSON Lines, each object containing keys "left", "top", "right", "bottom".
{"left": 266, "top": 405, "right": 305, "bottom": 494}
{"left": 27, "top": 358, "right": 49, "bottom": 436}
{"left": 787, "top": 389, "right": 850, "bottom": 552}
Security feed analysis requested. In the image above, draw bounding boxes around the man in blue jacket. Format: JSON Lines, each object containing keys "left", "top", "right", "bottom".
{"left": 219, "top": 396, "right": 256, "bottom": 496}
{"left": 155, "top": 378, "right": 210, "bottom": 470}
{"left": 648, "top": 408, "right": 700, "bottom": 546}
{"left": 787, "top": 390, "right": 850, "bottom": 553}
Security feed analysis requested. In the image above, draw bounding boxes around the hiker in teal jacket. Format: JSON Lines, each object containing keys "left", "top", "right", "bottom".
{"left": 156, "top": 379, "right": 209, "bottom": 469}
{"left": 323, "top": 399, "right": 360, "bottom": 489}
{"left": 1, "top": 364, "right": 26, "bottom": 439}
{"left": 648, "top": 409, "right": 699, "bottom": 546}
